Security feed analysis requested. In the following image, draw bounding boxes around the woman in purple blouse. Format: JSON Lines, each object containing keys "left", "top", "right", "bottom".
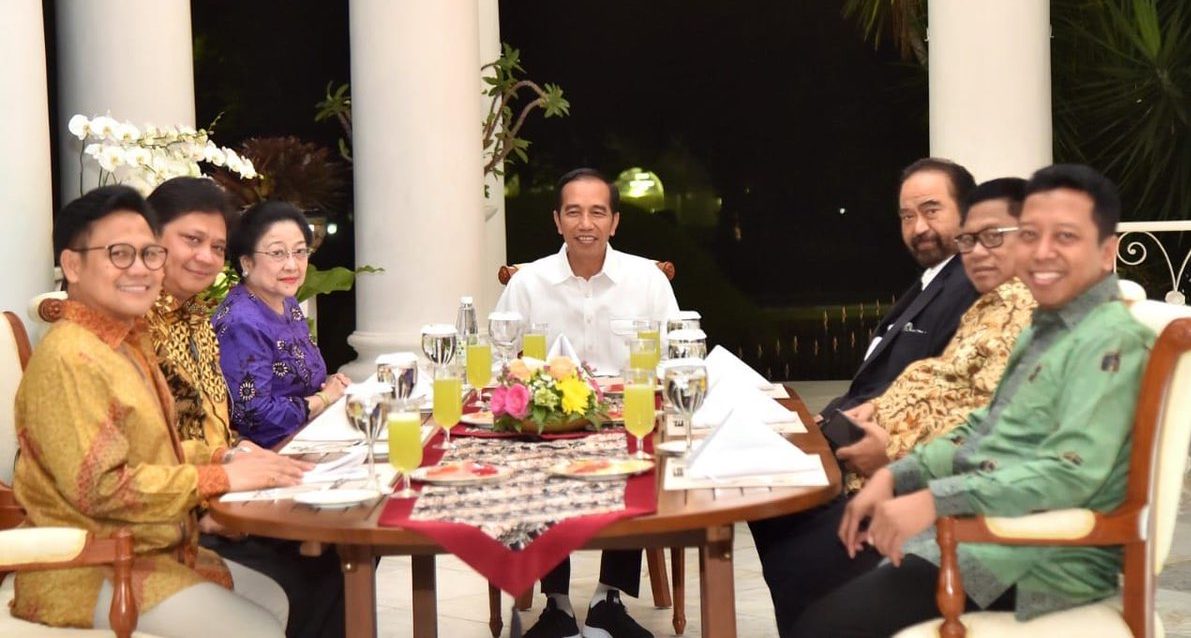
{"left": 213, "top": 201, "right": 351, "bottom": 448}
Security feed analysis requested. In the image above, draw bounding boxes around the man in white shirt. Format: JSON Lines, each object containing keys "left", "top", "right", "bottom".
{"left": 495, "top": 169, "right": 679, "bottom": 375}
{"left": 497, "top": 168, "right": 673, "bottom": 638}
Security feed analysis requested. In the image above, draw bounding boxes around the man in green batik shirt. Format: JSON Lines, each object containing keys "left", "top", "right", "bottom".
{"left": 790, "top": 164, "right": 1155, "bottom": 638}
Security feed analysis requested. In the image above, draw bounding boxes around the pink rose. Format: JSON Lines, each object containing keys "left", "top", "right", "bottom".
{"left": 504, "top": 384, "right": 530, "bottom": 419}
{"left": 587, "top": 376, "right": 604, "bottom": 403}
{"left": 489, "top": 386, "right": 508, "bottom": 417}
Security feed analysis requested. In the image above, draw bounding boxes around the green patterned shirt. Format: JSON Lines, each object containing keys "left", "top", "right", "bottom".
{"left": 888, "top": 274, "right": 1155, "bottom": 620}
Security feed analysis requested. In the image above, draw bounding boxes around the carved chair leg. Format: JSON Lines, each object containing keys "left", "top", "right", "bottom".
{"left": 671, "top": 546, "right": 686, "bottom": 636}
{"left": 647, "top": 547, "right": 672, "bottom": 608}
{"left": 487, "top": 583, "right": 502, "bottom": 638}
{"left": 110, "top": 529, "right": 137, "bottom": 638}
{"left": 936, "top": 518, "right": 967, "bottom": 638}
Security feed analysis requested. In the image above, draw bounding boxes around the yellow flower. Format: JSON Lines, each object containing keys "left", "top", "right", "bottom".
{"left": 557, "top": 375, "right": 592, "bottom": 415}
{"left": 547, "top": 356, "right": 577, "bottom": 381}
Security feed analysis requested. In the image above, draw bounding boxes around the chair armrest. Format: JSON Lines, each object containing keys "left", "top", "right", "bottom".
{"left": 0, "top": 527, "right": 138, "bottom": 638}
{"left": 0, "top": 527, "right": 88, "bottom": 566}
{"left": 949, "top": 507, "right": 1144, "bottom": 546}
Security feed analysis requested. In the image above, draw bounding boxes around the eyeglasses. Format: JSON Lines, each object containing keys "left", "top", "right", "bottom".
{"left": 255, "top": 247, "right": 314, "bottom": 263}
{"left": 954, "top": 226, "right": 1019, "bottom": 253}
{"left": 71, "top": 243, "right": 168, "bottom": 270}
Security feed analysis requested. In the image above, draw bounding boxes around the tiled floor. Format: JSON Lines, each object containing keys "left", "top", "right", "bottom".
{"left": 369, "top": 380, "right": 1191, "bottom": 637}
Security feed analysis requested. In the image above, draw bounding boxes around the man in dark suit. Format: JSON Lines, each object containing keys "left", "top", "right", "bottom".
{"left": 819, "top": 158, "right": 980, "bottom": 418}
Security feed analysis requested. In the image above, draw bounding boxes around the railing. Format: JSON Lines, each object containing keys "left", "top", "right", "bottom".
{"left": 1115, "top": 221, "right": 1191, "bottom": 305}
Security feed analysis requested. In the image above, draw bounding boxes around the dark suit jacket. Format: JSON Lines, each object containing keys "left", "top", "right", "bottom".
{"left": 821, "top": 256, "right": 979, "bottom": 416}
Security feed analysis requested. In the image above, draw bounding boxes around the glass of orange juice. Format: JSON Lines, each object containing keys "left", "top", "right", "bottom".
{"left": 387, "top": 398, "right": 423, "bottom": 498}
{"left": 522, "top": 322, "right": 549, "bottom": 360}
{"left": 623, "top": 368, "right": 656, "bottom": 459}
{"left": 433, "top": 365, "right": 463, "bottom": 450}
{"left": 628, "top": 337, "right": 660, "bottom": 373}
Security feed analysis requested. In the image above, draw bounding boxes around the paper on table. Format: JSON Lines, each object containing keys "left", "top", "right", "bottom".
{"left": 686, "top": 407, "right": 819, "bottom": 479}
{"left": 221, "top": 465, "right": 400, "bottom": 502}
{"left": 662, "top": 457, "right": 828, "bottom": 490}
{"left": 692, "top": 374, "right": 798, "bottom": 429}
{"left": 705, "top": 345, "right": 774, "bottom": 391}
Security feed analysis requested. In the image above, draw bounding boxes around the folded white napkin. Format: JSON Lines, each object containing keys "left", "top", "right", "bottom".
{"left": 686, "top": 407, "right": 818, "bottom": 479}
{"left": 546, "top": 333, "right": 580, "bottom": 362}
{"left": 705, "top": 345, "right": 774, "bottom": 391}
{"left": 301, "top": 447, "right": 366, "bottom": 483}
{"left": 691, "top": 374, "right": 797, "bottom": 429}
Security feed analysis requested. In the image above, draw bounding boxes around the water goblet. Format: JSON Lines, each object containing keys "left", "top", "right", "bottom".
{"left": 344, "top": 381, "right": 392, "bottom": 493}
{"left": 663, "top": 359, "right": 709, "bottom": 455}
{"left": 377, "top": 352, "right": 419, "bottom": 401}
{"left": 487, "top": 311, "right": 524, "bottom": 369}
{"left": 420, "top": 324, "right": 458, "bottom": 375}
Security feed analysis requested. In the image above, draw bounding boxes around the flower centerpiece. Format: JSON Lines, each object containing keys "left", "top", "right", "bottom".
{"left": 489, "top": 356, "right": 611, "bottom": 435}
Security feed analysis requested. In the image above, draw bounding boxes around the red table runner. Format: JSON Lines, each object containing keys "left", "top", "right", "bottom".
{"left": 377, "top": 431, "right": 656, "bottom": 595}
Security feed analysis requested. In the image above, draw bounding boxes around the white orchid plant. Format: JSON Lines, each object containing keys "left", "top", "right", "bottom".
{"left": 67, "top": 114, "right": 258, "bottom": 196}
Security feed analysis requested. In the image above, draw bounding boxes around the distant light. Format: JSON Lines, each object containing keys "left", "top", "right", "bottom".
{"left": 838, "top": 207, "right": 846, "bottom": 215}
{"left": 614, "top": 167, "right": 665, "bottom": 212}
{"left": 326, "top": 223, "right": 338, "bottom": 235}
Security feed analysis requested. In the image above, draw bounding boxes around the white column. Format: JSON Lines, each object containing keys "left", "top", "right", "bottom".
{"left": 56, "top": 0, "right": 195, "bottom": 203}
{"left": 478, "top": 0, "right": 507, "bottom": 319}
{"left": 928, "top": 0, "right": 1051, "bottom": 180}
{"left": 0, "top": 1, "right": 54, "bottom": 322}
{"left": 344, "top": 0, "right": 485, "bottom": 378}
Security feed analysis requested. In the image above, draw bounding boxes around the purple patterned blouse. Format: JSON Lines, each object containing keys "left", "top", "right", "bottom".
{"left": 212, "top": 285, "right": 327, "bottom": 448}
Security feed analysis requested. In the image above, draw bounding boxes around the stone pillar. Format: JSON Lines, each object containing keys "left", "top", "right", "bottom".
{"left": 928, "top": 0, "right": 1051, "bottom": 180}
{"left": 478, "top": 0, "right": 507, "bottom": 318}
{"left": 0, "top": 1, "right": 55, "bottom": 323}
{"left": 56, "top": 0, "right": 195, "bottom": 204}
{"left": 344, "top": 0, "right": 484, "bottom": 378}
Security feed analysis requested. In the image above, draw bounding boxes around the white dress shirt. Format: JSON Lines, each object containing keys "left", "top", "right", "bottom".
{"left": 494, "top": 244, "right": 680, "bottom": 374}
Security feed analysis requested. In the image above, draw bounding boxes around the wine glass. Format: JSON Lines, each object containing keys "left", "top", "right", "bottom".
{"left": 344, "top": 381, "right": 392, "bottom": 493}
{"left": 487, "top": 311, "right": 524, "bottom": 369}
{"left": 663, "top": 360, "right": 708, "bottom": 455}
{"left": 432, "top": 364, "right": 464, "bottom": 451}
{"left": 377, "top": 352, "right": 418, "bottom": 402}
{"left": 387, "top": 397, "right": 423, "bottom": 499}
{"left": 421, "top": 324, "right": 458, "bottom": 375}
{"left": 628, "top": 337, "right": 660, "bottom": 373}
{"left": 623, "top": 368, "right": 657, "bottom": 459}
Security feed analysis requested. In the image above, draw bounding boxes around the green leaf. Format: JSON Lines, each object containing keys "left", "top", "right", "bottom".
{"left": 296, "top": 264, "right": 383, "bottom": 302}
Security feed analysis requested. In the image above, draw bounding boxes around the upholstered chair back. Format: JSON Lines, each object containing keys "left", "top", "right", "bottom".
{"left": 0, "top": 313, "right": 31, "bottom": 486}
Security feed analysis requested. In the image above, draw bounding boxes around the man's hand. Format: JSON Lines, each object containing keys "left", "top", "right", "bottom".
{"left": 838, "top": 468, "right": 895, "bottom": 557}
{"left": 866, "top": 489, "right": 937, "bottom": 566}
{"left": 223, "top": 448, "right": 310, "bottom": 492}
{"left": 836, "top": 420, "right": 891, "bottom": 477}
{"left": 843, "top": 402, "right": 876, "bottom": 423}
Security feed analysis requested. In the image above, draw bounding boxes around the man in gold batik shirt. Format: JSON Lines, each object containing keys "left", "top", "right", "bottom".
{"left": 12, "top": 186, "right": 302, "bottom": 638}
{"left": 751, "top": 178, "right": 1036, "bottom": 633}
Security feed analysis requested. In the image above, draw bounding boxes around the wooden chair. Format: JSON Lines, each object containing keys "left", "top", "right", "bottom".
{"left": 0, "top": 310, "right": 150, "bottom": 638}
{"left": 489, "top": 260, "right": 686, "bottom": 636}
{"left": 897, "top": 300, "right": 1191, "bottom": 638}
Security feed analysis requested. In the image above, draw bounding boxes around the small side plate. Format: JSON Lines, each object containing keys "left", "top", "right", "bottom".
{"left": 410, "top": 461, "right": 513, "bottom": 486}
{"left": 655, "top": 440, "right": 696, "bottom": 457}
{"left": 293, "top": 488, "right": 380, "bottom": 508}
{"left": 460, "top": 410, "right": 495, "bottom": 427}
{"left": 548, "top": 457, "right": 654, "bottom": 481}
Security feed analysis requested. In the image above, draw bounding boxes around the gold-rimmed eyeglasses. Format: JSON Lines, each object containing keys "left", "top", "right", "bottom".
{"left": 955, "top": 226, "right": 1019, "bottom": 253}
{"left": 71, "top": 243, "right": 168, "bottom": 270}
{"left": 254, "top": 247, "right": 314, "bottom": 263}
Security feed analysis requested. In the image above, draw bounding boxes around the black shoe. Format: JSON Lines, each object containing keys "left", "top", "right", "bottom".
{"left": 523, "top": 596, "right": 581, "bottom": 638}
{"left": 582, "top": 591, "right": 653, "bottom": 638}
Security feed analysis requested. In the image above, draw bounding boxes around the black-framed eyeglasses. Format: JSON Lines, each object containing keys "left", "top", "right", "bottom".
{"left": 255, "top": 247, "right": 314, "bottom": 263}
{"left": 955, "top": 226, "right": 1019, "bottom": 253}
{"left": 71, "top": 243, "right": 168, "bottom": 270}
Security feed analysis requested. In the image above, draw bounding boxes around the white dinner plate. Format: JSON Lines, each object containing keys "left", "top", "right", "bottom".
{"left": 293, "top": 488, "right": 380, "bottom": 508}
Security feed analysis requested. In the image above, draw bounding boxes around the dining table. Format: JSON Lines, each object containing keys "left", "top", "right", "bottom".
{"left": 209, "top": 385, "right": 841, "bottom": 638}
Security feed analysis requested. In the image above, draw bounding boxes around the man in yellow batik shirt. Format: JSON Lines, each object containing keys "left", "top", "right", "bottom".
{"left": 12, "top": 186, "right": 304, "bottom": 637}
